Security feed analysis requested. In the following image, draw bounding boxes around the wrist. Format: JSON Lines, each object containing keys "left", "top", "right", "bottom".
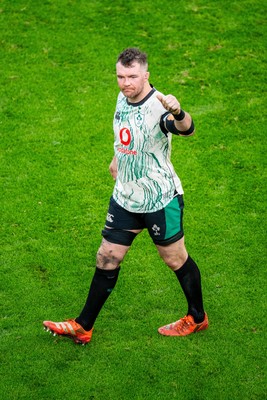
{"left": 173, "top": 109, "right": 185, "bottom": 121}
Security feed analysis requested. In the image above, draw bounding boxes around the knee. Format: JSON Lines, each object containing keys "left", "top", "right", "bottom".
{"left": 164, "top": 253, "right": 188, "bottom": 270}
{"left": 157, "top": 236, "right": 188, "bottom": 271}
{"left": 96, "top": 241, "right": 125, "bottom": 270}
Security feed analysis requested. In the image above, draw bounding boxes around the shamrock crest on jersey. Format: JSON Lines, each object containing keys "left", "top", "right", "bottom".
{"left": 134, "top": 107, "right": 144, "bottom": 128}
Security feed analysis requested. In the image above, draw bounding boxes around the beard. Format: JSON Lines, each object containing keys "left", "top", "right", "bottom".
{"left": 122, "top": 86, "right": 144, "bottom": 102}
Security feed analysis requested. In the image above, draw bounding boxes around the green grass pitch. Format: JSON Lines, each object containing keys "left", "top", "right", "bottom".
{"left": 1, "top": 0, "right": 266, "bottom": 399}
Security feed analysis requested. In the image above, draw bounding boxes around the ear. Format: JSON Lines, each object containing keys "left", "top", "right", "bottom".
{"left": 145, "top": 71, "right": 150, "bottom": 81}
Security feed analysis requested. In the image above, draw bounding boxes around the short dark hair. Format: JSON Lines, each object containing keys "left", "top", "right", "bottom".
{"left": 117, "top": 48, "right": 148, "bottom": 68}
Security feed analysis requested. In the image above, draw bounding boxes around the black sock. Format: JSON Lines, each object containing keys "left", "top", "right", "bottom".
{"left": 174, "top": 255, "right": 205, "bottom": 323}
{"left": 75, "top": 267, "right": 120, "bottom": 331}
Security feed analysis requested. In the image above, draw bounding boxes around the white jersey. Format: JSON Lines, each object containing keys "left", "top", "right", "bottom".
{"left": 112, "top": 88, "right": 183, "bottom": 213}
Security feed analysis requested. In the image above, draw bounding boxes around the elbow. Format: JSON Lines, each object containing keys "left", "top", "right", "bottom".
{"left": 179, "top": 120, "right": 195, "bottom": 136}
{"left": 189, "top": 128, "right": 195, "bottom": 136}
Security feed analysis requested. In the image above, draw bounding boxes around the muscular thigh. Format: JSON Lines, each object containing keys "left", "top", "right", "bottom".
{"left": 101, "top": 196, "right": 144, "bottom": 247}
{"left": 98, "top": 197, "right": 145, "bottom": 269}
{"left": 145, "top": 194, "right": 184, "bottom": 246}
{"left": 104, "top": 196, "right": 145, "bottom": 231}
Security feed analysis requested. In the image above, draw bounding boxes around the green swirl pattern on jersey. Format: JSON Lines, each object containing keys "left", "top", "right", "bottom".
{"left": 113, "top": 89, "right": 183, "bottom": 213}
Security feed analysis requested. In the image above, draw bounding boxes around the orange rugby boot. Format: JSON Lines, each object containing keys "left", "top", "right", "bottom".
{"left": 158, "top": 313, "right": 208, "bottom": 337}
{"left": 43, "top": 319, "right": 93, "bottom": 345}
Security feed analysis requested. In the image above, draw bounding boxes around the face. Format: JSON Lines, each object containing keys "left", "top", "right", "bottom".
{"left": 116, "top": 61, "right": 150, "bottom": 102}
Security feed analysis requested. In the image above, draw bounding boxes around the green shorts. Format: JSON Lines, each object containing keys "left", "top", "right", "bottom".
{"left": 102, "top": 194, "right": 184, "bottom": 246}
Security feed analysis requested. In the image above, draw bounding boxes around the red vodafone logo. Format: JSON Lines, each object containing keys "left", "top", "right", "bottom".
{"left": 119, "top": 128, "right": 131, "bottom": 146}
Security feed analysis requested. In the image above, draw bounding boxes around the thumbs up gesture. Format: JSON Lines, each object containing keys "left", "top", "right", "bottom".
{"left": 157, "top": 94, "right": 181, "bottom": 116}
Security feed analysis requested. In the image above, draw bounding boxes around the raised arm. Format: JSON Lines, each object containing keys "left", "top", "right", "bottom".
{"left": 157, "top": 94, "right": 195, "bottom": 136}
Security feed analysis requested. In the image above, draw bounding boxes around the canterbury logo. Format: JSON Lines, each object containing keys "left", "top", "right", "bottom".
{"left": 106, "top": 213, "right": 114, "bottom": 223}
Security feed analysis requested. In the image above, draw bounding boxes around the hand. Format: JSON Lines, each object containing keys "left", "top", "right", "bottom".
{"left": 109, "top": 156, "right": 118, "bottom": 180}
{"left": 157, "top": 94, "right": 181, "bottom": 115}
